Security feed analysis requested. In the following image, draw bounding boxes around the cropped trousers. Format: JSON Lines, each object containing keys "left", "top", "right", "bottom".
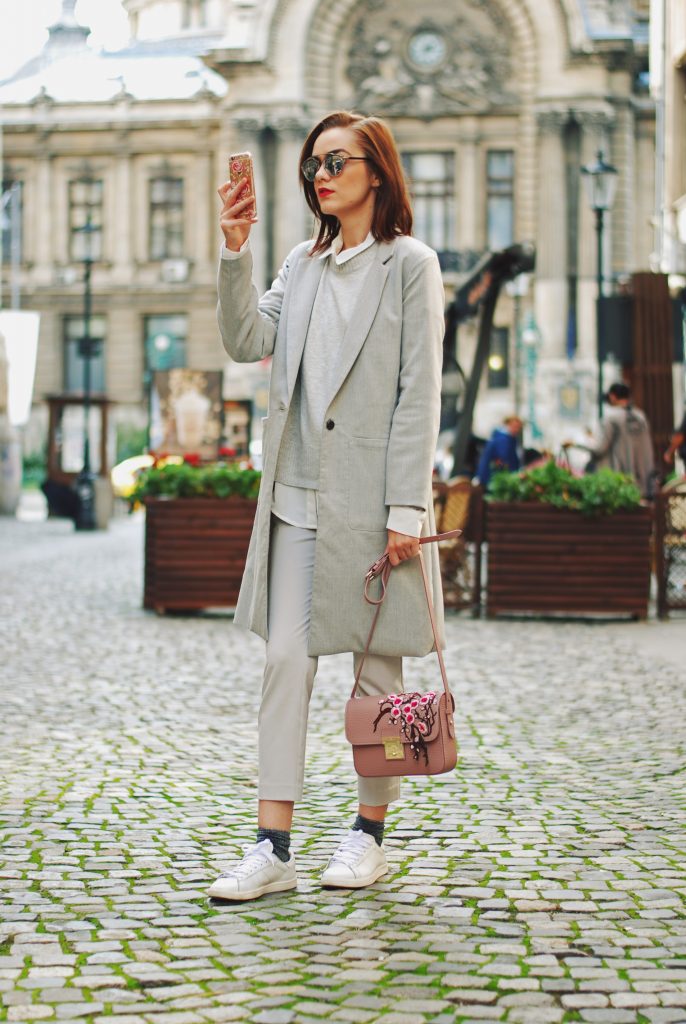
{"left": 258, "top": 516, "right": 402, "bottom": 806}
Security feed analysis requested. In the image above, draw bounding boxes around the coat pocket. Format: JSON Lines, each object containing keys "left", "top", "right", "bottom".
{"left": 347, "top": 436, "right": 389, "bottom": 532}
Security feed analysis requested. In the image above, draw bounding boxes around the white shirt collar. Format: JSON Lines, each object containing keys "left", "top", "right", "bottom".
{"left": 319, "top": 231, "right": 376, "bottom": 265}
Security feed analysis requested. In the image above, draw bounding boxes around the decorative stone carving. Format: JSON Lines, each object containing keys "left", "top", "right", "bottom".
{"left": 344, "top": 0, "right": 518, "bottom": 119}
{"left": 580, "top": 0, "right": 634, "bottom": 38}
{"left": 536, "top": 108, "right": 571, "bottom": 134}
{"left": 232, "top": 110, "right": 310, "bottom": 137}
{"left": 570, "top": 107, "right": 616, "bottom": 131}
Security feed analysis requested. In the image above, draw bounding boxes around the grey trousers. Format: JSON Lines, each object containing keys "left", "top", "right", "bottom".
{"left": 258, "top": 516, "right": 402, "bottom": 806}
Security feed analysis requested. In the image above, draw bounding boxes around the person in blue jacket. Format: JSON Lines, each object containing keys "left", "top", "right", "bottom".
{"left": 476, "top": 416, "right": 523, "bottom": 489}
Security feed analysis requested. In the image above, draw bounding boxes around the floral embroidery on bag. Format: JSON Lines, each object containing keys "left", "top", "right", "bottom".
{"left": 373, "top": 691, "right": 438, "bottom": 765}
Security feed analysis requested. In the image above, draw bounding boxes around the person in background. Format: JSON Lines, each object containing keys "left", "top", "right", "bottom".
{"left": 580, "top": 383, "right": 655, "bottom": 498}
{"left": 475, "top": 415, "right": 523, "bottom": 489}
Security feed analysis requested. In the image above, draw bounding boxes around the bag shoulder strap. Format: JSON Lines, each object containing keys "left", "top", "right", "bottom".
{"left": 351, "top": 529, "right": 461, "bottom": 701}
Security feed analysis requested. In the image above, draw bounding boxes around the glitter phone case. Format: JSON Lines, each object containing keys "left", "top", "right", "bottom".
{"left": 228, "top": 152, "right": 256, "bottom": 219}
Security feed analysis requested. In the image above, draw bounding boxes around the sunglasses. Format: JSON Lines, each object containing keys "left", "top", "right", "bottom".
{"left": 301, "top": 152, "right": 370, "bottom": 182}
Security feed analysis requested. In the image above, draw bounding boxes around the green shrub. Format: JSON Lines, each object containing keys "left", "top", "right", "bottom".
{"left": 116, "top": 423, "right": 148, "bottom": 463}
{"left": 129, "top": 462, "right": 261, "bottom": 506}
{"left": 488, "top": 459, "right": 642, "bottom": 516}
{"left": 22, "top": 450, "right": 47, "bottom": 490}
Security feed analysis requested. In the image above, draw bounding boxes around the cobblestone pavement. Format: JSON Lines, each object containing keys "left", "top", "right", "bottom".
{"left": 1, "top": 512, "right": 685, "bottom": 1024}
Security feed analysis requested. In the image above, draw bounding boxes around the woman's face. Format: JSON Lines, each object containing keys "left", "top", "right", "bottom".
{"left": 310, "top": 126, "right": 380, "bottom": 223}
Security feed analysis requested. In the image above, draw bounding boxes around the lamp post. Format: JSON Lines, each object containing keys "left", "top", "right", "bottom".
{"left": 581, "top": 150, "right": 618, "bottom": 418}
{"left": 73, "top": 213, "right": 99, "bottom": 530}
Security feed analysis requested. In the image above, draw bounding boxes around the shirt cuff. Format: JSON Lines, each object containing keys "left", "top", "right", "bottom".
{"left": 386, "top": 506, "right": 425, "bottom": 538}
{"left": 220, "top": 238, "right": 250, "bottom": 260}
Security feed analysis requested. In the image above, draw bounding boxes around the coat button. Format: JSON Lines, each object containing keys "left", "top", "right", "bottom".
{"left": 326, "top": 419, "right": 335, "bottom": 430}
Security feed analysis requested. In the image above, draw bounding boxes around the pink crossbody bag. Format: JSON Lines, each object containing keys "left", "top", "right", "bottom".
{"left": 345, "top": 530, "right": 461, "bottom": 778}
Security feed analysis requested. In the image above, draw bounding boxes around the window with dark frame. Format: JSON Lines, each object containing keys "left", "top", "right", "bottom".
{"left": 401, "top": 151, "right": 456, "bottom": 254}
{"left": 486, "top": 150, "right": 515, "bottom": 252}
{"left": 1, "top": 179, "right": 22, "bottom": 264}
{"left": 144, "top": 315, "right": 188, "bottom": 386}
{"left": 64, "top": 315, "right": 106, "bottom": 394}
{"left": 487, "top": 326, "right": 510, "bottom": 389}
{"left": 149, "top": 177, "right": 184, "bottom": 260}
{"left": 69, "top": 178, "right": 104, "bottom": 261}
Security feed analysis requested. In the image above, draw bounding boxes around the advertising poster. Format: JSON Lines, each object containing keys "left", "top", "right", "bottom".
{"left": 150, "top": 369, "right": 223, "bottom": 458}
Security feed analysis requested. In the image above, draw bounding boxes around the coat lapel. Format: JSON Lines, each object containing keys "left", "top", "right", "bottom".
{"left": 285, "top": 252, "right": 325, "bottom": 400}
{"left": 327, "top": 240, "right": 395, "bottom": 401}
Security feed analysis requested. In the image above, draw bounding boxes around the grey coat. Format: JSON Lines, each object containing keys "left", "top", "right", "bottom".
{"left": 217, "top": 235, "right": 446, "bottom": 657}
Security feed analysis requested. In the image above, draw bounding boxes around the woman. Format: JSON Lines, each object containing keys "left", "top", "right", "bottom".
{"left": 210, "top": 111, "right": 445, "bottom": 901}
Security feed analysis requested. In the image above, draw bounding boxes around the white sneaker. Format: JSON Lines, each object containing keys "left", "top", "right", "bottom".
{"left": 208, "top": 839, "right": 296, "bottom": 901}
{"left": 320, "top": 830, "right": 388, "bottom": 889}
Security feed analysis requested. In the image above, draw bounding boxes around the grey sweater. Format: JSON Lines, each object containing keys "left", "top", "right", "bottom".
{"left": 274, "top": 242, "right": 378, "bottom": 489}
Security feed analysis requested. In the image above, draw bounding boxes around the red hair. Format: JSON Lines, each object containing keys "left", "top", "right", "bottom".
{"left": 299, "top": 111, "right": 413, "bottom": 255}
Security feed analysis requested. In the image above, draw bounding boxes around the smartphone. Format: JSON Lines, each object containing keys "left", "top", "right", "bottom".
{"left": 228, "top": 151, "right": 256, "bottom": 219}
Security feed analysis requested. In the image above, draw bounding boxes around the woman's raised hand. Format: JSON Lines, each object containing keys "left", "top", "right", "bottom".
{"left": 217, "top": 178, "right": 258, "bottom": 252}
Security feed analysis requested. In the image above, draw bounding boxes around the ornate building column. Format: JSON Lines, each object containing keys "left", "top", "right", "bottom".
{"left": 517, "top": 105, "right": 538, "bottom": 249}
{"left": 34, "top": 146, "right": 54, "bottom": 288}
{"left": 271, "top": 116, "right": 310, "bottom": 263}
{"left": 193, "top": 126, "right": 214, "bottom": 283}
{"left": 230, "top": 109, "right": 309, "bottom": 290}
{"left": 536, "top": 110, "right": 568, "bottom": 280}
{"left": 456, "top": 121, "right": 480, "bottom": 251}
{"left": 534, "top": 109, "right": 569, "bottom": 360}
{"left": 112, "top": 131, "right": 133, "bottom": 285}
{"left": 610, "top": 98, "right": 636, "bottom": 276}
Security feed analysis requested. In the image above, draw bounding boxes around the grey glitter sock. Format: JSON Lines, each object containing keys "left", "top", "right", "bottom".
{"left": 352, "top": 814, "right": 384, "bottom": 847}
{"left": 256, "top": 827, "right": 291, "bottom": 863}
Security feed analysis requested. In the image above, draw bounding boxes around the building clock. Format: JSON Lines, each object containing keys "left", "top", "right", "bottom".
{"left": 407, "top": 29, "right": 447, "bottom": 72}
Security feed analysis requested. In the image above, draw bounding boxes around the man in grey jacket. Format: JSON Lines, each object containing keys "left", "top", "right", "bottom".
{"left": 585, "top": 383, "right": 655, "bottom": 497}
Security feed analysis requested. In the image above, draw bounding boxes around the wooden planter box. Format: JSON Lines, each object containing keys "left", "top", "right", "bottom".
{"left": 143, "top": 496, "right": 256, "bottom": 613}
{"left": 486, "top": 502, "right": 653, "bottom": 619}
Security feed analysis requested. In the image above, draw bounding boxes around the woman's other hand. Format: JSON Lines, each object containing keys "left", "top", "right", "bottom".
{"left": 386, "top": 530, "right": 420, "bottom": 566}
{"left": 217, "top": 178, "right": 258, "bottom": 252}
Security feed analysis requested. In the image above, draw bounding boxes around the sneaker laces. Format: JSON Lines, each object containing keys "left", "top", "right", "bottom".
{"left": 328, "top": 830, "right": 373, "bottom": 869}
{"left": 218, "top": 839, "right": 277, "bottom": 879}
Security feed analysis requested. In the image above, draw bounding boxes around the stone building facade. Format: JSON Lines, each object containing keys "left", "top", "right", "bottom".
{"left": 652, "top": 0, "right": 686, "bottom": 276}
{"left": 1, "top": 0, "right": 655, "bottom": 460}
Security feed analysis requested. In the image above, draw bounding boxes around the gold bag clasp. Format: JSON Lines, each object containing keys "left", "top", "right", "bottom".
{"left": 383, "top": 737, "right": 404, "bottom": 760}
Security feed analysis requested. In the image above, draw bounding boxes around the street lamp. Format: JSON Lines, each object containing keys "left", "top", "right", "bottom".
{"left": 73, "top": 213, "right": 99, "bottom": 530}
{"left": 581, "top": 150, "right": 618, "bottom": 418}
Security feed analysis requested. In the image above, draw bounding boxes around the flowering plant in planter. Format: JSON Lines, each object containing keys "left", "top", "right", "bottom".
{"left": 129, "top": 458, "right": 261, "bottom": 506}
{"left": 488, "top": 459, "right": 642, "bottom": 516}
